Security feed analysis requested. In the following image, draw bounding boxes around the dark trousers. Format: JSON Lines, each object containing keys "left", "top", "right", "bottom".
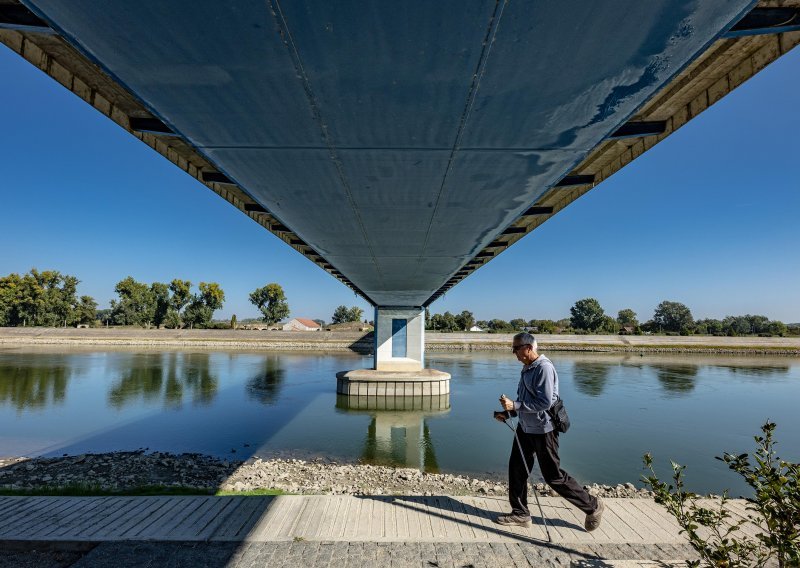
{"left": 509, "top": 425, "right": 597, "bottom": 516}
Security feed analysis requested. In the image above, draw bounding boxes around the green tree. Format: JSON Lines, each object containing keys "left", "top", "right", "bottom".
{"left": 767, "top": 321, "right": 787, "bottom": 337}
{"left": 181, "top": 302, "right": 212, "bottom": 329}
{"left": 96, "top": 308, "right": 112, "bottom": 326}
{"left": 110, "top": 276, "right": 155, "bottom": 327}
{"left": 600, "top": 315, "right": 620, "bottom": 334}
{"left": 487, "top": 319, "right": 512, "bottom": 333}
{"left": 331, "top": 305, "right": 362, "bottom": 324}
{"left": 696, "top": 318, "right": 724, "bottom": 335}
{"left": 332, "top": 305, "right": 349, "bottom": 324}
{"left": 250, "top": 283, "right": 289, "bottom": 325}
{"left": 164, "top": 309, "right": 182, "bottom": 329}
{"left": 0, "top": 273, "right": 23, "bottom": 326}
{"left": 617, "top": 308, "right": 638, "bottom": 328}
{"left": 0, "top": 269, "right": 82, "bottom": 327}
{"left": 441, "top": 311, "right": 458, "bottom": 332}
{"left": 529, "top": 319, "right": 556, "bottom": 333}
{"left": 150, "top": 282, "right": 170, "bottom": 327}
{"left": 570, "top": 298, "right": 605, "bottom": 331}
{"left": 230, "top": 314, "right": 237, "bottom": 330}
{"left": 73, "top": 295, "right": 98, "bottom": 326}
{"left": 455, "top": 310, "right": 475, "bottom": 331}
{"left": 653, "top": 300, "right": 694, "bottom": 333}
{"left": 181, "top": 282, "right": 225, "bottom": 329}
{"left": 37, "top": 271, "right": 79, "bottom": 326}
{"left": 509, "top": 318, "right": 528, "bottom": 331}
{"left": 169, "top": 279, "right": 192, "bottom": 313}
{"left": 198, "top": 282, "right": 225, "bottom": 311}
{"left": 347, "top": 306, "right": 364, "bottom": 323}
{"left": 429, "top": 313, "right": 446, "bottom": 331}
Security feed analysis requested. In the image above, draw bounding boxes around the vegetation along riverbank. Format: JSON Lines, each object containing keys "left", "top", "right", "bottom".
{"left": 1, "top": 328, "right": 798, "bottom": 355}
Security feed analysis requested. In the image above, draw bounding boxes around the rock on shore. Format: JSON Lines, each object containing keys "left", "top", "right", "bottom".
{"left": 0, "top": 451, "right": 655, "bottom": 498}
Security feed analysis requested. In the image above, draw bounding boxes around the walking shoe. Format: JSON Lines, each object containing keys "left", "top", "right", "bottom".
{"left": 584, "top": 496, "right": 604, "bottom": 532}
{"left": 494, "top": 513, "right": 532, "bottom": 527}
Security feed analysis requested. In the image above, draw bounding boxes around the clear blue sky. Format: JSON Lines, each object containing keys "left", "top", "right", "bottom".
{"left": 1, "top": 45, "right": 798, "bottom": 324}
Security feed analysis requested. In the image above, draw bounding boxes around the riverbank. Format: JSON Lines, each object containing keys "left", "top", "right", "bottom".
{"left": 0, "top": 451, "right": 656, "bottom": 499}
{"left": 1, "top": 327, "right": 799, "bottom": 354}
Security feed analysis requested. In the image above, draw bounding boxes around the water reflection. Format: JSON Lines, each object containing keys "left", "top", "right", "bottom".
{"left": 336, "top": 394, "right": 450, "bottom": 472}
{"left": 0, "top": 363, "right": 71, "bottom": 411}
{"left": 108, "top": 352, "right": 218, "bottom": 409}
{"left": 651, "top": 364, "right": 699, "bottom": 395}
{"left": 713, "top": 365, "right": 790, "bottom": 377}
{"left": 572, "top": 362, "right": 612, "bottom": 397}
{"left": 246, "top": 356, "right": 286, "bottom": 404}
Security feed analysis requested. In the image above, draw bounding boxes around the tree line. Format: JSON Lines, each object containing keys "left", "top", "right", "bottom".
{"left": 0, "top": 269, "right": 370, "bottom": 329}
{"left": 0, "top": 269, "right": 96, "bottom": 327}
{"left": 426, "top": 298, "right": 798, "bottom": 337}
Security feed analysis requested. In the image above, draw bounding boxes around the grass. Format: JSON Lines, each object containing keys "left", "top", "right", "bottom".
{"left": 216, "top": 488, "right": 286, "bottom": 496}
{"left": 0, "top": 483, "right": 286, "bottom": 497}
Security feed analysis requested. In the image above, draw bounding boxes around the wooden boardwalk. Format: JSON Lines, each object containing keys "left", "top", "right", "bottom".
{"left": 0, "top": 495, "right": 756, "bottom": 545}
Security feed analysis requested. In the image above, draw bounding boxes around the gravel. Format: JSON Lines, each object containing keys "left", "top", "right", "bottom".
{"left": 0, "top": 451, "right": 658, "bottom": 498}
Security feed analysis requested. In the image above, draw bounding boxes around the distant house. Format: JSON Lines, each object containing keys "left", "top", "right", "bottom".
{"left": 469, "top": 325, "right": 484, "bottom": 332}
{"left": 282, "top": 318, "right": 321, "bottom": 331}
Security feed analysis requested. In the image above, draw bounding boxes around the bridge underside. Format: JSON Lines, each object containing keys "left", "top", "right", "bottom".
{"left": 1, "top": 1, "right": 799, "bottom": 371}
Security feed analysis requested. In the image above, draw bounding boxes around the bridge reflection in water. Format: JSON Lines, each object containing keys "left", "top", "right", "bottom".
{"left": 336, "top": 393, "right": 450, "bottom": 473}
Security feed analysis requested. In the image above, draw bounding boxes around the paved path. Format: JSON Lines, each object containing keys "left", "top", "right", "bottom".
{"left": 0, "top": 494, "right": 760, "bottom": 566}
{"left": 0, "top": 494, "right": 701, "bottom": 544}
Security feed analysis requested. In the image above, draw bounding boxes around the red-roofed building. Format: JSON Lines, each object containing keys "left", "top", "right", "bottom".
{"left": 282, "top": 318, "right": 321, "bottom": 331}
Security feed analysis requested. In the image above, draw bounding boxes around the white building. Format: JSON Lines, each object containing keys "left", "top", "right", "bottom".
{"left": 469, "top": 325, "right": 484, "bottom": 332}
{"left": 282, "top": 318, "right": 321, "bottom": 331}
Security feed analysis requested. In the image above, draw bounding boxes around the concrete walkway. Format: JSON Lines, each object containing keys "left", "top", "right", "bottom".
{"left": 0, "top": 494, "right": 758, "bottom": 566}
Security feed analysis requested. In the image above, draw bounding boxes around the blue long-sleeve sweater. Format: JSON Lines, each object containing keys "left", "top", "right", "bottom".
{"left": 514, "top": 355, "right": 559, "bottom": 434}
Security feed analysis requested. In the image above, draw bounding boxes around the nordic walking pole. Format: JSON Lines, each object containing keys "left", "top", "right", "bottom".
{"left": 497, "top": 406, "right": 552, "bottom": 543}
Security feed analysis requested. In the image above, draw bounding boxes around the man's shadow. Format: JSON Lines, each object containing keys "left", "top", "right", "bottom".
{"left": 387, "top": 494, "right": 587, "bottom": 553}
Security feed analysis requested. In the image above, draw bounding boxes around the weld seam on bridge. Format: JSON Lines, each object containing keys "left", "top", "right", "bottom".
{"left": 268, "top": 0, "right": 384, "bottom": 298}
{"left": 415, "top": 0, "right": 509, "bottom": 283}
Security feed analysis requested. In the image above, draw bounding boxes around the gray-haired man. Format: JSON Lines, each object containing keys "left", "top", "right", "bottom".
{"left": 494, "top": 332, "right": 604, "bottom": 531}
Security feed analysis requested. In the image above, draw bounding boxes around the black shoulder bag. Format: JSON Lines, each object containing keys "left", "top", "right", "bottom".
{"left": 547, "top": 396, "right": 570, "bottom": 434}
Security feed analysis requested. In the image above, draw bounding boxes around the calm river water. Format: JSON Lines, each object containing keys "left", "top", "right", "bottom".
{"left": 1, "top": 347, "right": 798, "bottom": 495}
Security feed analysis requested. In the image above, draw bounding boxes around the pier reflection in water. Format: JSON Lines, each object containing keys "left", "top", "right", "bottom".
{"left": 336, "top": 393, "right": 450, "bottom": 472}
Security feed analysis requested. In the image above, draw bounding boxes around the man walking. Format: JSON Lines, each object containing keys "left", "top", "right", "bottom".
{"left": 494, "top": 332, "right": 604, "bottom": 531}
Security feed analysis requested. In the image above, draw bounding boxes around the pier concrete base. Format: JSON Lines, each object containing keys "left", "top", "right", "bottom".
{"left": 336, "top": 368, "right": 450, "bottom": 397}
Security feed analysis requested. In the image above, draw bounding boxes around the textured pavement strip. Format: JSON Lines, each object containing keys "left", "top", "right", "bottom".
{"left": 0, "top": 495, "right": 697, "bottom": 544}
{"left": 0, "top": 495, "right": 719, "bottom": 566}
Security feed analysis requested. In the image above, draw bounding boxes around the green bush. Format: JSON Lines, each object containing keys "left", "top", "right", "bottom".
{"left": 642, "top": 422, "right": 799, "bottom": 567}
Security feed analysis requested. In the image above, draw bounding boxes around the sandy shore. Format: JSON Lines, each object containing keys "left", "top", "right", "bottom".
{"left": 0, "top": 327, "right": 798, "bottom": 354}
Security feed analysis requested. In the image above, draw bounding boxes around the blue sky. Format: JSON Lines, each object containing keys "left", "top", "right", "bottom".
{"left": 1, "top": 45, "right": 798, "bottom": 324}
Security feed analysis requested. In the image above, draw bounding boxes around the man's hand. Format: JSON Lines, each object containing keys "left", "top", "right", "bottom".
{"left": 494, "top": 410, "right": 509, "bottom": 422}
{"left": 499, "top": 394, "right": 515, "bottom": 411}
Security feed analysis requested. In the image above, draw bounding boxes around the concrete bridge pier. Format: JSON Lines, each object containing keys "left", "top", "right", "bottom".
{"left": 336, "top": 306, "right": 450, "bottom": 396}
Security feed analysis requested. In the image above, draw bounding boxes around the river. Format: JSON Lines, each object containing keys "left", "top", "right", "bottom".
{"left": 1, "top": 346, "right": 798, "bottom": 496}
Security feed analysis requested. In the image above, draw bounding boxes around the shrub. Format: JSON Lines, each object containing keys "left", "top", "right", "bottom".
{"left": 643, "top": 422, "right": 799, "bottom": 567}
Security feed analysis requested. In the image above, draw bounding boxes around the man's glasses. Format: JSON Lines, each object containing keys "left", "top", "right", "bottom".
{"left": 511, "top": 344, "right": 531, "bottom": 353}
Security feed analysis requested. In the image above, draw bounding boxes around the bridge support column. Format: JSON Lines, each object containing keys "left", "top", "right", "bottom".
{"left": 336, "top": 306, "right": 450, "bottom": 396}
{"left": 373, "top": 306, "right": 425, "bottom": 371}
